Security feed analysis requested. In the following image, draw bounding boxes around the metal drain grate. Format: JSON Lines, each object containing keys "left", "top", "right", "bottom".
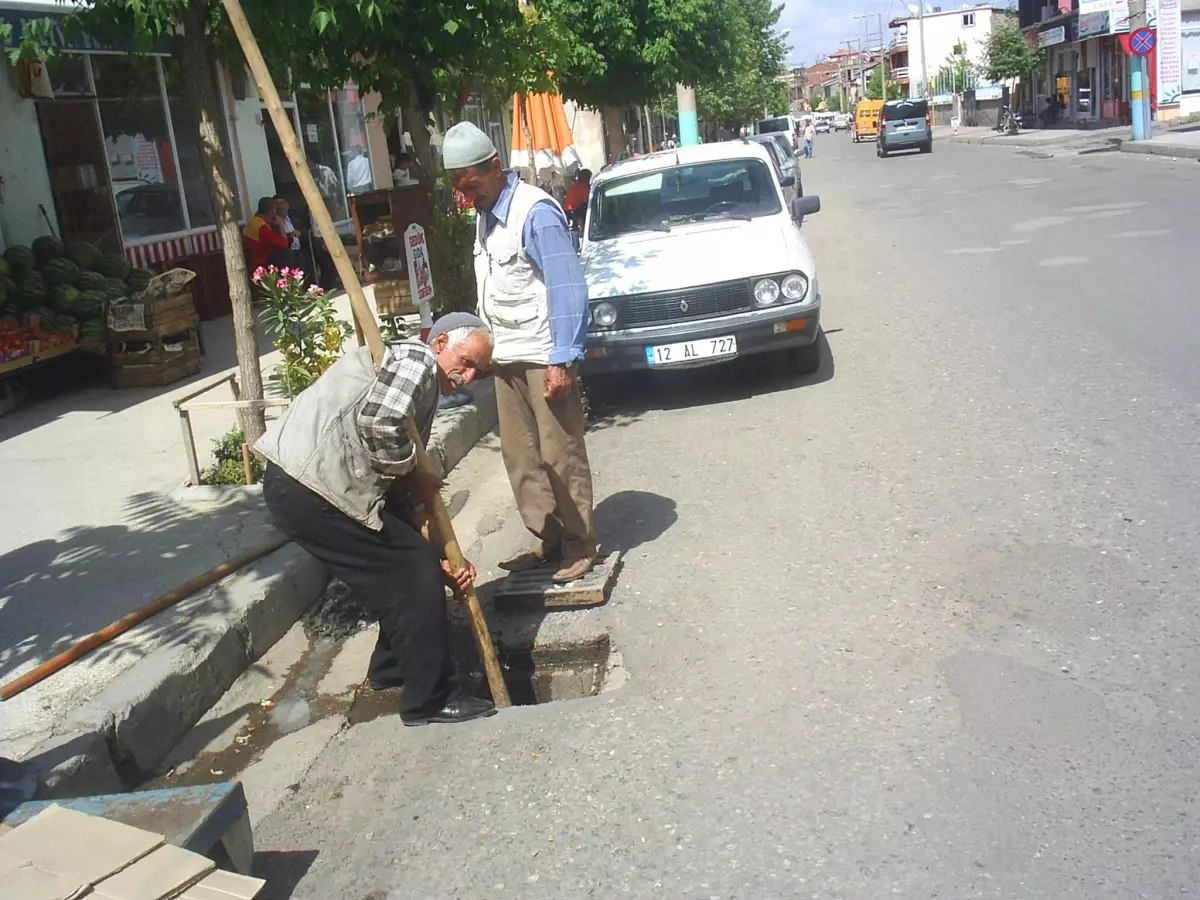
{"left": 492, "top": 552, "right": 623, "bottom": 608}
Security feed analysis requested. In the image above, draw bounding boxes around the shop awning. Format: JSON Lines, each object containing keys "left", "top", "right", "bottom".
{"left": 510, "top": 91, "right": 582, "bottom": 175}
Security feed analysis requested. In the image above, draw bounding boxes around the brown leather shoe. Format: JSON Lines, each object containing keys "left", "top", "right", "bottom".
{"left": 498, "top": 547, "right": 560, "bottom": 573}
{"left": 552, "top": 556, "right": 596, "bottom": 583}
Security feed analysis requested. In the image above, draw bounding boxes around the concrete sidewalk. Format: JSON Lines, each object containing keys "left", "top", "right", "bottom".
{"left": 0, "top": 292, "right": 499, "bottom": 796}
{"left": 940, "top": 124, "right": 1128, "bottom": 149}
{"left": 1117, "top": 128, "right": 1200, "bottom": 160}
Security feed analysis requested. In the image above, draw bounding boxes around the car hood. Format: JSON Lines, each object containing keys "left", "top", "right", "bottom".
{"left": 582, "top": 218, "right": 813, "bottom": 299}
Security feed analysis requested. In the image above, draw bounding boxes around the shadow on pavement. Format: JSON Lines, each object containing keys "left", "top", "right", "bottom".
{"left": 584, "top": 329, "right": 836, "bottom": 432}
{"left": 594, "top": 490, "right": 678, "bottom": 556}
{"left": 255, "top": 849, "right": 320, "bottom": 900}
{"left": 0, "top": 489, "right": 277, "bottom": 684}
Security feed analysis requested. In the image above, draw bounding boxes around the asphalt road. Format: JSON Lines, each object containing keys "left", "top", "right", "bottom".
{"left": 255, "top": 141, "right": 1200, "bottom": 898}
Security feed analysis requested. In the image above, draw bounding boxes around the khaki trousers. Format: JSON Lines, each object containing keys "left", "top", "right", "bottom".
{"left": 494, "top": 363, "right": 596, "bottom": 560}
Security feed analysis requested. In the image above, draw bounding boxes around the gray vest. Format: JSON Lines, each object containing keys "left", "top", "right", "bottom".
{"left": 255, "top": 345, "right": 437, "bottom": 530}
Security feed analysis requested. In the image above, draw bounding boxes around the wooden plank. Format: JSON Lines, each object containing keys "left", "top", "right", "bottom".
{"left": 0, "top": 355, "right": 34, "bottom": 376}
{"left": 492, "top": 551, "right": 623, "bottom": 609}
{"left": 91, "top": 844, "right": 213, "bottom": 900}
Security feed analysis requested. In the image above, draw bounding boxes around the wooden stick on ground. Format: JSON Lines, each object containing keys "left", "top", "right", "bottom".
{"left": 0, "top": 535, "right": 290, "bottom": 701}
{"left": 220, "top": 0, "right": 511, "bottom": 708}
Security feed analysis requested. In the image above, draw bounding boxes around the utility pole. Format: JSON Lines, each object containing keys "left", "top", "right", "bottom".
{"left": 917, "top": 1, "right": 928, "bottom": 99}
{"left": 842, "top": 39, "right": 859, "bottom": 110}
{"left": 676, "top": 83, "right": 699, "bottom": 145}
{"left": 878, "top": 13, "right": 889, "bottom": 100}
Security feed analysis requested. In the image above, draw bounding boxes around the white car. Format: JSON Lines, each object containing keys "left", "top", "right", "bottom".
{"left": 579, "top": 141, "right": 823, "bottom": 376}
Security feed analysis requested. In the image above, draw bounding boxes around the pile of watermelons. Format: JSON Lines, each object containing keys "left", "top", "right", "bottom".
{"left": 0, "top": 235, "right": 156, "bottom": 343}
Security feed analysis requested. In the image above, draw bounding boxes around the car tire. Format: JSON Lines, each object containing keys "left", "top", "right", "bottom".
{"left": 785, "top": 338, "right": 822, "bottom": 376}
{"left": 877, "top": 145, "right": 887, "bottom": 158}
{"left": 920, "top": 141, "right": 933, "bottom": 153}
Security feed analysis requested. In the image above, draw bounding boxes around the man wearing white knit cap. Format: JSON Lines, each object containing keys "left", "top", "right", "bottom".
{"left": 443, "top": 121, "right": 596, "bottom": 584}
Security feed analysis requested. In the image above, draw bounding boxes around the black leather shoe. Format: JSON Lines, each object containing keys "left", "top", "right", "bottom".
{"left": 401, "top": 690, "right": 497, "bottom": 726}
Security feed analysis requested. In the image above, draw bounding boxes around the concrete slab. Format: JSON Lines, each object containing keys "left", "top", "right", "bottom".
{"left": 943, "top": 124, "right": 1127, "bottom": 149}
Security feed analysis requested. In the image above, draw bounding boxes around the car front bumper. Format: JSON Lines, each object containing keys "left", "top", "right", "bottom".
{"left": 581, "top": 302, "right": 820, "bottom": 375}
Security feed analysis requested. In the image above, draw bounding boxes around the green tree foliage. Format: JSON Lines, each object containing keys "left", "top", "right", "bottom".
{"left": 694, "top": 0, "right": 789, "bottom": 126}
{"left": 537, "top": 0, "right": 738, "bottom": 108}
{"left": 824, "top": 93, "right": 842, "bottom": 112}
{"left": 982, "top": 13, "right": 1044, "bottom": 82}
{"left": 866, "top": 65, "right": 906, "bottom": 100}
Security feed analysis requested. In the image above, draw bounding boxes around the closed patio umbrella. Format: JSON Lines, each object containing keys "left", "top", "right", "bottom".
{"left": 511, "top": 90, "right": 582, "bottom": 176}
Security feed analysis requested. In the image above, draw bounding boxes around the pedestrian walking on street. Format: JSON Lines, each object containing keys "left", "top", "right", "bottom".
{"left": 443, "top": 121, "right": 597, "bottom": 584}
{"left": 256, "top": 314, "right": 498, "bottom": 726}
{"left": 803, "top": 120, "right": 816, "bottom": 159}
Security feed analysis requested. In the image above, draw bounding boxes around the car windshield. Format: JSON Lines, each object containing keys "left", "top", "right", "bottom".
{"left": 589, "top": 158, "right": 782, "bottom": 240}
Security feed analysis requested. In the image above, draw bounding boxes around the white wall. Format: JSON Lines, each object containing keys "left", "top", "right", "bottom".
{"left": 363, "top": 93, "right": 393, "bottom": 188}
{"left": 0, "top": 65, "right": 58, "bottom": 249}
{"left": 230, "top": 73, "right": 275, "bottom": 212}
{"left": 903, "top": 5, "right": 1001, "bottom": 97}
{"left": 564, "top": 101, "right": 606, "bottom": 173}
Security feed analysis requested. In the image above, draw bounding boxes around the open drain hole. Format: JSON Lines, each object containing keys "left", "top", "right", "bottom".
{"left": 498, "top": 635, "right": 612, "bottom": 706}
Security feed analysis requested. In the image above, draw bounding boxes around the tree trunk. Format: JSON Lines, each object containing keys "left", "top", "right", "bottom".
{"left": 181, "top": 0, "right": 266, "bottom": 447}
{"left": 403, "top": 86, "right": 435, "bottom": 185}
{"left": 601, "top": 105, "right": 627, "bottom": 162}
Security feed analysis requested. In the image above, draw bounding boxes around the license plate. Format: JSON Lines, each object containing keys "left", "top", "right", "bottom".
{"left": 645, "top": 335, "right": 738, "bottom": 366}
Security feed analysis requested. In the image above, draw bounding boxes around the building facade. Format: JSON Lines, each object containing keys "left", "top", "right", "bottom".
{"left": 889, "top": 4, "right": 1009, "bottom": 99}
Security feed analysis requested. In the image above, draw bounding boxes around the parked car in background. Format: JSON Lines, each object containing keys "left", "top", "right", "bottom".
{"left": 747, "top": 132, "right": 803, "bottom": 199}
{"left": 580, "top": 142, "right": 824, "bottom": 380}
{"left": 814, "top": 113, "right": 834, "bottom": 134}
{"left": 852, "top": 99, "right": 883, "bottom": 143}
{"left": 756, "top": 113, "right": 800, "bottom": 136}
{"left": 832, "top": 113, "right": 852, "bottom": 132}
{"left": 877, "top": 98, "right": 933, "bottom": 156}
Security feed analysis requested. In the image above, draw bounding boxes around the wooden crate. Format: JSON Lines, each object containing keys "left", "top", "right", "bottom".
{"left": 108, "top": 291, "right": 198, "bottom": 342}
{"left": 113, "top": 349, "right": 201, "bottom": 388}
{"left": 111, "top": 330, "right": 200, "bottom": 369}
{"left": 374, "top": 277, "right": 416, "bottom": 317}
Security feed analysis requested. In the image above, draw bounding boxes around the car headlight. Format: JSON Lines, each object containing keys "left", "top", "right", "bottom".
{"left": 780, "top": 272, "right": 809, "bottom": 303}
{"left": 592, "top": 301, "right": 618, "bottom": 328}
{"left": 753, "top": 278, "right": 780, "bottom": 307}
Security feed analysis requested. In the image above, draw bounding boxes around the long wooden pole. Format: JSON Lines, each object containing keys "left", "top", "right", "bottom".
{"left": 220, "top": 0, "right": 510, "bottom": 708}
{"left": 1, "top": 535, "right": 290, "bottom": 701}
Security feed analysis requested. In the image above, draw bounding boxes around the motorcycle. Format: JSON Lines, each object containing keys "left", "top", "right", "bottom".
{"left": 995, "top": 106, "right": 1022, "bottom": 135}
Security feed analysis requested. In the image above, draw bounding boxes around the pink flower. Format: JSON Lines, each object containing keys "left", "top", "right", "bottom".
{"left": 291, "top": 271, "right": 305, "bottom": 283}
{"left": 251, "top": 266, "right": 265, "bottom": 284}
{"left": 308, "top": 284, "right": 324, "bottom": 295}
{"left": 276, "top": 278, "right": 289, "bottom": 289}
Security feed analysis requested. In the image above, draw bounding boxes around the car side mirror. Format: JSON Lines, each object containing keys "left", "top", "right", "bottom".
{"left": 779, "top": 174, "right": 796, "bottom": 188}
{"left": 792, "top": 195, "right": 821, "bottom": 220}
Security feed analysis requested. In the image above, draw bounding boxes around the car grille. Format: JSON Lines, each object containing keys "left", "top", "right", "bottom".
{"left": 619, "top": 279, "right": 752, "bottom": 327}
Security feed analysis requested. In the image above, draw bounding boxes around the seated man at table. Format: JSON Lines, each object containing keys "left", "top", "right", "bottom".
{"left": 244, "top": 196, "right": 302, "bottom": 271}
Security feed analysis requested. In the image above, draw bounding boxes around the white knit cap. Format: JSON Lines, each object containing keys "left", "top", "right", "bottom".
{"left": 442, "top": 121, "right": 498, "bottom": 171}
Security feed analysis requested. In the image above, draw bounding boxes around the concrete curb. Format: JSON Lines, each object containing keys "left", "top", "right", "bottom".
{"left": 1117, "top": 139, "right": 1200, "bottom": 160}
{"left": 947, "top": 131, "right": 1122, "bottom": 150}
{"left": 24, "top": 383, "right": 499, "bottom": 799}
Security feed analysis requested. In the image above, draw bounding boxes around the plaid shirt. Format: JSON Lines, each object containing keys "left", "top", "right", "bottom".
{"left": 356, "top": 340, "right": 441, "bottom": 475}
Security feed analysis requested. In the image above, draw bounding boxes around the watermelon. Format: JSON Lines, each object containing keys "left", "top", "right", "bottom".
{"left": 100, "top": 254, "right": 131, "bottom": 280}
{"left": 25, "top": 305, "right": 54, "bottom": 325}
{"left": 102, "top": 278, "right": 129, "bottom": 300}
{"left": 14, "top": 277, "right": 46, "bottom": 309}
{"left": 3, "top": 246, "right": 35, "bottom": 278}
{"left": 0, "top": 258, "right": 11, "bottom": 280}
{"left": 66, "top": 241, "right": 103, "bottom": 272}
{"left": 80, "top": 320, "right": 107, "bottom": 341}
{"left": 32, "top": 235, "right": 65, "bottom": 265}
{"left": 43, "top": 258, "right": 80, "bottom": 287}
{"left": 0, "top": 278, "right": 6, "bottom": 305}
{"left": 126, "top": 267, "right": 155, "bottom": 292}
{"left": 0, "top": 276, "right": 14, "bottom": 299}
{"left": 50, "top": 314, "right": 77, "bottom": 333}
{"left": 78, "top": 270, "right": 107, "bottom": 291}
{"left": 49, "top": 285, "right": 81, "bottom": 313}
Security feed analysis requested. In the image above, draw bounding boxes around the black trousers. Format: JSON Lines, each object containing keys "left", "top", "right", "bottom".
{"left": 262, "top": 464, "right": 455, "bottom": 712}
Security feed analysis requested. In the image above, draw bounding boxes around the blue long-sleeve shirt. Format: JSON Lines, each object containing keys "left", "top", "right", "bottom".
{"left": 485, "top": 171, "right": 589, "bottom": 365}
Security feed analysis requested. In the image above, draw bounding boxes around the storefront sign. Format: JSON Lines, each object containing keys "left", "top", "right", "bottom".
{"left": 1079, "top": 0, "right": 1130, "bottom": 34}
{"left": 1158, "top": 0, "right": 1183, "bottom": 104}
{"left": 1038, "top": 26, "right": 1067, "bottom": 48}
{"left": 404, "top": 223, "right": 434, "bottom": 307}
{"left": 1079, "top": 12, "right": 1110, "bottom": 38}
{"left": 305, "top": 124, "right": 319, "bottom": 143}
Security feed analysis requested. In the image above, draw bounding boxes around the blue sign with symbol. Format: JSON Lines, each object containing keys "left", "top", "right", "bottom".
{"left": 1131, "top": 27, "right": 1156, "bottom": 56}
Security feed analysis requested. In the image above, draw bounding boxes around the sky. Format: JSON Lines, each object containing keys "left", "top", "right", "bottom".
{"left": 776, "top": 0, "right": 916, "bottom": 68}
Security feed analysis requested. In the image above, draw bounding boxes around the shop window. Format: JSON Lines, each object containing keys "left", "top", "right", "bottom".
{"left": 962, "top": 12, "right": 976, "bottom": 27}
{"left": 1183, "top": 16, "right": 1200, "bottom": 95}
{"left": 162, "top": 58, "right": 217, "bottom": 230}
{"left": 333, "top": 87, "right": 374, "bottom": 195}
{"left": 92, "top": 56, "right": 185, "bottom": 240}
{"left": 295, "top": 91, "right": 352, "bottom": 220}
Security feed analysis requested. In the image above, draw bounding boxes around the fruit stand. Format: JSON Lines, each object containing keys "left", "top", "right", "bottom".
{"left": 0, "top": 236, "right": 168, "bottom": 411}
